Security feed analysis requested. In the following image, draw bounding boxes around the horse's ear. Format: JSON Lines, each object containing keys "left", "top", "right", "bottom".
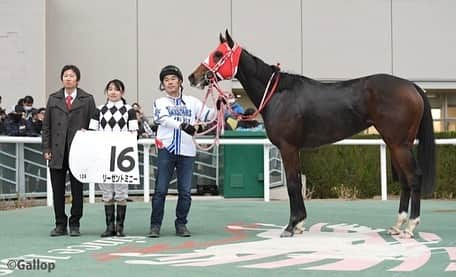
{"left": 219, "top": 33, "right": 226, "bottom": 43}
{"left": 225, "top": 29, "right": 234, "bottom": 48}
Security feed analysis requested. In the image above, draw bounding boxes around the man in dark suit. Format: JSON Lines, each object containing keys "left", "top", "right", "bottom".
{"left": 42, "top": 65, "right": 96, "bottom": 237}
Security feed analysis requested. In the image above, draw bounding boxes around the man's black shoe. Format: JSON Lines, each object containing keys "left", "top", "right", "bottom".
{"left": 69, "top": 226, "right": 80, "bottom": 237}
{"left": 175, "top": 225, "right": 191, "bottom": 237}
{"left": 50, "top": 226, "right": 67, "bottom": 237}
{"left": 148, "top": 226, "right": 160, "bottom": 238}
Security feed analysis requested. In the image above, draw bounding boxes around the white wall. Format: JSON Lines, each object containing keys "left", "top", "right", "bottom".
{"left": 302, "top": 0, "right": 392, "bottom": 80}
{"left": 232, "top": 0, "right": 302, "bottom": 75}
{"left": 138, "top": 0, "right": 232, "bottom": 115}
{"left": 0, "top": 0, "right": 45, "bottom": 109}
{"left": 392, "top": 0, "right": 456, "bottom": 81}
{"left": 46, "top": 0, "right": 137, "bottom": 107}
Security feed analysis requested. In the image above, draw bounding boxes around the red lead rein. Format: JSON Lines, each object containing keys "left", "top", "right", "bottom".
{"left": 193, "top": 67, "right": 280, "bottom": 151}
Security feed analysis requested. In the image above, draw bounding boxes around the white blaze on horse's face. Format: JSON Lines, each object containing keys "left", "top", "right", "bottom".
{"left": 189, "top": 42, "right": 242, "bottom": 89}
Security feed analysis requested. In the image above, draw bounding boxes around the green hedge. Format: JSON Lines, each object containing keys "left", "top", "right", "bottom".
{"left": 300, "top": 132, "right": 456, "bottom": 199}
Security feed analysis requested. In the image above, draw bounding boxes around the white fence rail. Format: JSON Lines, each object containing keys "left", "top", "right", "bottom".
{"left": 1, "top": 136, "right": 456, "bottom": 205}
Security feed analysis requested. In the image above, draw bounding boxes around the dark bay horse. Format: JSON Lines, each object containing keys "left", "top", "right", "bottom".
{"left": 189, "top": 31, "right": 436, "bottom": 238}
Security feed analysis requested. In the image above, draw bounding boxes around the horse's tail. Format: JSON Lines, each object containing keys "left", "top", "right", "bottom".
{"left": 414, "top": 84, "right": 436, "bottom": 195}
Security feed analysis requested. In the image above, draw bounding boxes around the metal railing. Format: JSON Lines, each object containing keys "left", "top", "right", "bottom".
{"left": 2, "top": 136, "right": 455, "bottom": 204}
{"left": 0, "top": 136, "right": 285, "bottom": 205}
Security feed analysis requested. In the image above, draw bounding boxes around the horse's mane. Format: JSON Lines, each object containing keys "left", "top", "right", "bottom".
{"left": 242, "top": 49, "right": 274, "bottom": 79}
{"left": 243, "top": 49, "right": 365, "bottom": 91}
{"left": 280, "top": 71, "right": 365, "bottom": 89}
{"left": 243, "top": 49, "right": 304, "bottom": 90}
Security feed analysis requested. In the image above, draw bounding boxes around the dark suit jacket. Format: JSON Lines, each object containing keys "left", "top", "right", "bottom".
{"left": 42, "top": 88, "right": 96, "bottom": 169}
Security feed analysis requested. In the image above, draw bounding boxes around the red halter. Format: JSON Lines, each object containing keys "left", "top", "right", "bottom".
{"left": 193, "top": 41, "right": 280, "bottom": 150}
{"left": 202, "top": 42, "right": 242, "bottom": 81}
{"left": 200, "top": 41, "right": 281, "bottom": 121}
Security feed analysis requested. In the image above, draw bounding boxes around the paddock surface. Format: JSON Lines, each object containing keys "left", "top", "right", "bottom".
{"left": 1, "top": 198, "right": 455, "bottom": 276}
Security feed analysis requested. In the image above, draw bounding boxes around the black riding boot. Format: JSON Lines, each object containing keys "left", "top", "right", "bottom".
{"left": 116, "top": 205, "right": 126, "bottom": 237}
{"left": 101, "top": 205, "right": 115, "bottom": 237}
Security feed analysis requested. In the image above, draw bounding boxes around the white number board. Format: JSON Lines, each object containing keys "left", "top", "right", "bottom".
{"left": 69, "top": 130, "right": 140, "bottom": 184}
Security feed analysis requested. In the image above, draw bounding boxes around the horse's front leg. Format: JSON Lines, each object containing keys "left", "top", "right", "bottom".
{"left": 279, "top": 145, "right": 307, "bottom": 237}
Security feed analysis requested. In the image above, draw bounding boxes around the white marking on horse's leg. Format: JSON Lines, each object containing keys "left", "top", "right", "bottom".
{"left": 388, "top": 211, "right": 408, "bottom": 235}
{"left": 293, "top": 220, "right": 305, "bottom": 234}
{"left": 400, "top": 217, "right": 420, "bottom": 239}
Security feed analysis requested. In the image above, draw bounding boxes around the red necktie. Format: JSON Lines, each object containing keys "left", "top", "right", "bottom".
{"left": 66, "top": 95, "right": 73, "bottom": 110}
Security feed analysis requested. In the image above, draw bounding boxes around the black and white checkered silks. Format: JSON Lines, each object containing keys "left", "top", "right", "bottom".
{"left": 89, "top": 101, "right": 138, "bottom": 202}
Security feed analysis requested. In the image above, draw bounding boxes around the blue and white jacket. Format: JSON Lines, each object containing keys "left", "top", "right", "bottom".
{"left": 153, "top": 94, "right": 215, "bottom": 157}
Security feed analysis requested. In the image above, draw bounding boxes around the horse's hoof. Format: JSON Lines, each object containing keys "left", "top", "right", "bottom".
{"left": 280, "top": 230, "right": 294, "bottom": 238}
{"left": 387, "top": 226, "right": 401, "bottom": 236}
{"left": 399, "top": 230, "right": 414, "bottom": 239}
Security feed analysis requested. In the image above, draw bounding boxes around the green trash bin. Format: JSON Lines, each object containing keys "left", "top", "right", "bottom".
{"left": 221, "top": 130, "right": 266, "bottom": 198}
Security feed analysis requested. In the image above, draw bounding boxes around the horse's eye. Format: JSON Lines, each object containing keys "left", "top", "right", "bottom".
{"left": 205, "top": 71, "right": 214, "bottom": 80}
{"left": 213, "top": 51, "right": 223, "bottom": 62}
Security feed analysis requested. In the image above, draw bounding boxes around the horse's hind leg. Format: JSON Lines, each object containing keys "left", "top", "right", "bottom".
{"left": 388, "top": 149, "right": 410, "bottom": 235}
{"left": 389, "top": 145, "right": 422, "bottom": 238}
{"left": 279, "top": 143, "right": 307, "bottom": 237}
{"left": 404, "top": 154, "right": 422, "bottom": 239}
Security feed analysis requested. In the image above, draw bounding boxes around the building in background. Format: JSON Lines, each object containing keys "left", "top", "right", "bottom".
{"left": 1, "top": 0, "right": 455, "bottom": 131}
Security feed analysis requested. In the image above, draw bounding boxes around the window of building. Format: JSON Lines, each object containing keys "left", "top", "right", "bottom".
{"left": 428, "top": 92, "right": 442, "bottom": 132}
{"left": 446, "top": 94, "right": 456, "bottom": 131}
{"left": 427, "top": 89, "right": 456, "bottom": 132}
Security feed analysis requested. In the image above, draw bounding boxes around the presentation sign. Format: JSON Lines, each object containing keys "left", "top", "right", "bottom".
{"left": 69, "top": 131, "right": 140, "bottom": 184}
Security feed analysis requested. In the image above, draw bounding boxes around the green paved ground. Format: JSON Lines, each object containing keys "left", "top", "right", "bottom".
{"left": 1, "top": 199, "right": 455, "bottom": 276}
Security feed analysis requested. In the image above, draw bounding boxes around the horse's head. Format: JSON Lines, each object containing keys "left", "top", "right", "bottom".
{"left": 188, "top": 30, "right": 242, "bottom": 89}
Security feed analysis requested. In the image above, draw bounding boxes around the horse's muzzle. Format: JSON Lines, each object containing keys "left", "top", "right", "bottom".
{"left": 188, "top": 74, "right": 197, "bottom": 86}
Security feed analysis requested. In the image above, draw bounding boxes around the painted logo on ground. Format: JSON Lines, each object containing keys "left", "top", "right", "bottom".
{"left": 107, "top": 222, "right": 456, "bottom": 272}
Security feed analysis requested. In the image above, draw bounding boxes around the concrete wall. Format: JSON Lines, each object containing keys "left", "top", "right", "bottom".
{"left": 2, "top": 0, "right": 456, "bottom": 115}
{"left": 138, "top": 0, "right": 232, "bottom": 114}
{"left": 46, "top": 0, "right": 137, "bottom": 107}
{"left": 232, "top": 0, "right": 302, "bottom": 74}
{"left": 302, "top": 0, "right": 392, "bottom": 79}
{"left": 392, "top": 0, "right": 456, "bottom": 80}
{"left": 0, "top": 0, "right": 45, "bottom": 109}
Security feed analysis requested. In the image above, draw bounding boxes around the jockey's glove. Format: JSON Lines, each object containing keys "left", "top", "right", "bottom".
{"left": 180, "top": 123, "right": 196, "bottom": 136}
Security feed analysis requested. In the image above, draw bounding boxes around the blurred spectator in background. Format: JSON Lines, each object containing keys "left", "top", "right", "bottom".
{"left": 5, "top": 105, "right": 38, "bottom": 136}
{"left": 30, "top": 107, "right": 46, "bottom": 135}
{"left": 23, "top": 95, "right": 35, "bottom": 120}
{"left": 17, "top": 98, "right": 25, "bottom": 106}
{"left": 223, "top": 91, "right": 245, "bottom": 130}
{"left": 0, "top": 111, "right": 6, "bottom": 135}
{"left": 136, "top": 109, "right": 154, "bottom": 138}
{"left": 131, "top": 102, "right": 141, "bottom": 111}
{"left": 225, "top": 91, "right": 244, "bottom": 116}
{"left": 9, "top": 98, "right": 25, "bottom": 114}
{"left": 0, "top": 96, "right": 5, "bottom": 135}
{"left": 132, "top": 102, "right": 155, "bottom": 137}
